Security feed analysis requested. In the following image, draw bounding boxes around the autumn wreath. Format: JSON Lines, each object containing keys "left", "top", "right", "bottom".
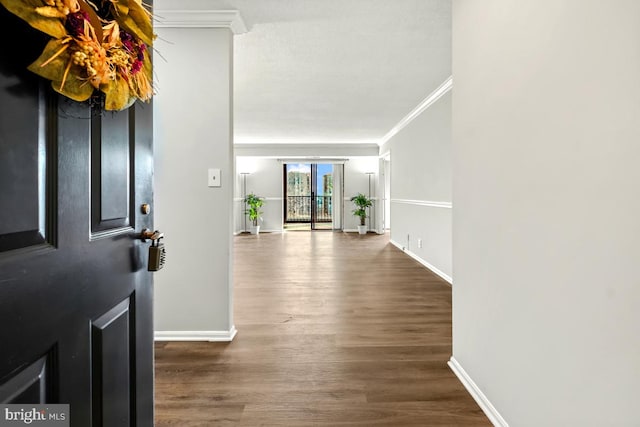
{"left": 0, "top": 0, "right": 154, "bottom": 110}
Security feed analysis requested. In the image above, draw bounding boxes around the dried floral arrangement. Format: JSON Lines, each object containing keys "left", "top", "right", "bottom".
{"left": 0, "top": 0, "right": 154, "bottom": 110}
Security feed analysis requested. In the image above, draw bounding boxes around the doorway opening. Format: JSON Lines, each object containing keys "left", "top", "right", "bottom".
{"left": 283, "top": 163, "right": 342, "bottom": 230}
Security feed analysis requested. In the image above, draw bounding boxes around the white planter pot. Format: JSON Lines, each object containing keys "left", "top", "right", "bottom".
{"left": 250, "top": 225, "right": 260, "bottom": 235}
{"left": 357, "top": 225, "right": 367, "bottom": 235}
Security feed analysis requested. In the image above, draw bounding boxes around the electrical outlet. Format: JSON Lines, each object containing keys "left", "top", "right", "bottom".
{"left": 417, "top": 238, "right": 422, "bottom": 249}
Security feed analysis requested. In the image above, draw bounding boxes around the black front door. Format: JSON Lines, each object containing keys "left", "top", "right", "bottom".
{"left": 0, "top": 7, "right": 154, "bottom": 427}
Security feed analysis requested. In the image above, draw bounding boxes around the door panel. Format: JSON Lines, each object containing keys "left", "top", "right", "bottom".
{"left": 0, "top": 5, "right": 154, "bottom": 426}
{"left": 0, "top": 80, "right": 54, "bottom": 253}
{"left": 92, "top": 109, "right": 133, "bottom": 233}
{"left": 0, "top": 356, "right": 50, "bottom": 404}
{"left": 91, "top": 298, "right": 132, "bottom": 427}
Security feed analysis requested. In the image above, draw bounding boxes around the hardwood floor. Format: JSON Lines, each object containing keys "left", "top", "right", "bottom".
{"left": 155, "top": 232, "right": 490, "bottom": 426}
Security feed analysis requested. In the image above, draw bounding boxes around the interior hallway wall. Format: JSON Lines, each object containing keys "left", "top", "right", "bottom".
{"left": 452, "top": 1, "right": 640, "bottom": 425}
{"left": 379, "top": 90, "right": 452, "bottom": 282}
{"left": 153, "top": 22, "right": 237, "bottom": 340}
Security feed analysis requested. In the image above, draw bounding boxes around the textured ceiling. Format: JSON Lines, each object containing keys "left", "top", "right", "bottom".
{"left": 160, "top": 0, "right": 451, "bottom": 144}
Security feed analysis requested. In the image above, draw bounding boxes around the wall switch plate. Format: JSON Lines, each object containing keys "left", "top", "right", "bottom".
{"left": 208, "top": 168, "right": 221, "bottom": 187}
{"left": 417, "top": 238, "right": 423, "bottom": 249}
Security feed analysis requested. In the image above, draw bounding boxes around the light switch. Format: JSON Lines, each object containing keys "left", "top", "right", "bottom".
{"left": 208, "top": 168, "right": 221, "bottom": 187}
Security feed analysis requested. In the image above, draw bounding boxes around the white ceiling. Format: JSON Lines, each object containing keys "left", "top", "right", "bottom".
{"left": 164, "top": 0, "right": 451, "bottom": 145}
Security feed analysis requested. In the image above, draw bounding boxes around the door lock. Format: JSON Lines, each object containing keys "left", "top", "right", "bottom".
{"left": 139, "top": 229, "right": 166, "bottom": 271}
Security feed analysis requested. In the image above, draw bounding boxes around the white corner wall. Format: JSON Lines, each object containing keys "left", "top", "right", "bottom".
{"left": 342, "top": 157, "right": 379, "bottom": 231}
{"left": 235, "top": 157, "right": 284, "bottom": 233}
{"left": 452, "top": 1, "right": 640, "bottom": 425}
{"left": 153, "top": 26, "right": 235, "bottom": 339}
{"left": 380, "top": 90, "right": 452, "bottom": 282}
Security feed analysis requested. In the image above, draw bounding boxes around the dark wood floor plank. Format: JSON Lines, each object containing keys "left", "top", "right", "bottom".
{"left": 155, "top": 232, "right": 490, "bottom": 426}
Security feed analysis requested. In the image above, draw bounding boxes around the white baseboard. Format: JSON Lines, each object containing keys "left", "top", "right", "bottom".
{"left": 234, "top": 229, "right": 283, "bottom": 235}
{"left": 448, "top": 357, "right": 508, "bottom": 427}
{"left": 389, "top": 239, "right": 452, "bottom": 284}
{"left": 155, "top": 326, "right": 237, "bottom": 342}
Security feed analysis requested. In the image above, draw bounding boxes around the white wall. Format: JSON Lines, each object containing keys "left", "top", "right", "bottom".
{"left": 235, "top": 143, "right": 378, "bottom": 158}
{"left": 343, "top": 157, "right": 379, "bottom": 231}
{"left": 153, "top": 26, "right": 235, "bottom": 339}
{"left": 234, "top": 148, "right": 378, "bottom": 232}
{"left": 379, "top": 91, "right": 452, "bottom": 281}
{"left": 452, "top": 1, "right": 640, "bottom": 425}
{"left": 235, "top": 157, "right": 283, "bottom": 233}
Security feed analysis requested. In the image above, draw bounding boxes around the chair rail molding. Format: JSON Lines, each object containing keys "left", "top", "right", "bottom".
{"left": 391, "top": 198, "right": 452, "bottom": 209}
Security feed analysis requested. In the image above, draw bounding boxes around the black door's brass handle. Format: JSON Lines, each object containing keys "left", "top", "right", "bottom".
{"left": 139, "top": 229, "right": 164, "bottom": 242}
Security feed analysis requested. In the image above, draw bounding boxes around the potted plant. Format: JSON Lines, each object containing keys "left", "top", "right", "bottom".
{"left": 244, "top": 193, "right": 264, "bottom": 235}
{"left": 350, "top": 193, "right": 373, "bottom": 235}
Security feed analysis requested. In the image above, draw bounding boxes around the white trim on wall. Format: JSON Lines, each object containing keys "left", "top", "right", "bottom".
{"left": 448, "top": 357, "right": 509, "bottom": 427}
{"left": 155, "top": 327, "right": 238, "bottom": 342}
{"left": 235, "top": 229, "right": 283, "bottom": 234}
{"left": 236, "top": 141, "right": 379, "bottom": 148}
{"left": 391, "top": 198, "right": 452, "bottom": 209}
{"left": 278, "top": 158, "right": 349, "bottom": 164}
{"left": 344, "top": 197, "right": 380, "bottom": 201}
{"left": 155, "top": 10, "right": 247, "bottom": 33}
{"left": 389, "top": 239, "right": 452, "bottom": 284}
{"left": 380, "top": 76, "right": 453, "bottom": 146}
{"left": 234, "top": 197, "right": 282, "bottom": 201}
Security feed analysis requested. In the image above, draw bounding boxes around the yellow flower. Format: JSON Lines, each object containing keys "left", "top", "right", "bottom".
{"left": 1, "top": 0, "right": 155, "bottom": 111}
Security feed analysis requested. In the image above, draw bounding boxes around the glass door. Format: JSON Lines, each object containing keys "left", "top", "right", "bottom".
{"left": 284, "top": 163, "right": 334, "bottom": 230}
{"left": 284, "top": 163, "right": 311, "bottom": 230}
{"left": 312, "top": 164, "right": 333, "bottom": 230}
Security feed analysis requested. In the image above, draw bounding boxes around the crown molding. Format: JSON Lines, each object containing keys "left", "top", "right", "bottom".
{"left": 154, "top": 10, "right": 247, "bottom": 34}
{"left": 380, "top": 76, "right": 453, "bottom": 146}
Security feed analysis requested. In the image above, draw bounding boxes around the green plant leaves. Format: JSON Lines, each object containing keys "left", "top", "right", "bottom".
{"left": 244, "top": 194, "right": 264, "bottom": 224}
